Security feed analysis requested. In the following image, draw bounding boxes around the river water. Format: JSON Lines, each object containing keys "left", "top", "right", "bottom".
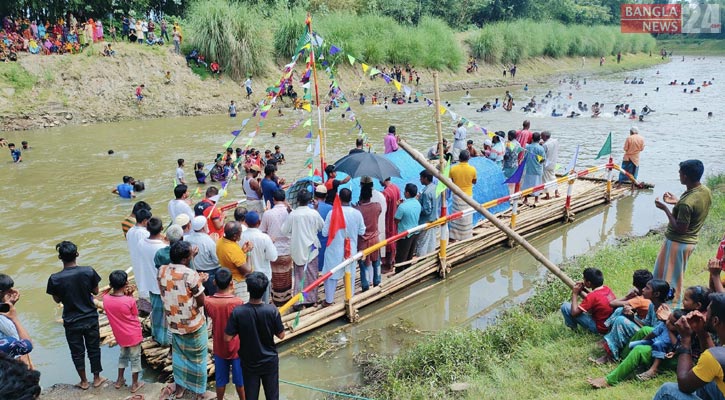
{"left": 1, "top": 56, "right": 724, "bottom": 397}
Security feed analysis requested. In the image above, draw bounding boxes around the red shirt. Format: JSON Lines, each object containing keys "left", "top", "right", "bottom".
{"left": 201, "top": 198, "right": 224, "bottom": 239}
{"left": 717, "top": 233, "right": 725, "bottom": 269}
{"left": 578, "top": 285, "right": 616, "bottom": 333}
{"left": 205, "top": 293, "right": 243, "bottom": 359}
{"left": 515, "top": 129, "right": 532, "bottom": 162}
{"left": 103, "top": 294, "right": 143, "bottom": 347}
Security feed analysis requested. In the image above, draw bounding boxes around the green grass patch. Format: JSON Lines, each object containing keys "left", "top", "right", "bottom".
{"left": 357, "top": 175, "right": 725, "bottom": 399}
{"left": 0, "top": 63, "right": 37, "bottom": 92}
{"left": 657, "top": 38, "right": 725, "bottom": 55}
{"left": 466, "top": 20, "right": 657, "bottom": 64}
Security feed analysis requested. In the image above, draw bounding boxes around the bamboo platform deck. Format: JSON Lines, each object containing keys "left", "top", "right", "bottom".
{"left": 96, "top": 176, "right": 641, "bottom": 378}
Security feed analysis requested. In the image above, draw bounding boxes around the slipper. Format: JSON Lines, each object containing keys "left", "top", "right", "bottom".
{"left": 587, "top": 356, "right": 609, "bottom": 365}
{"left": 93, "top": 377, "right": 109, "bottom": 388}
{"left": 636, "top": 372, "right": 656, "bottom": 381}
{"left": 75, "top": 382, "right": 90, "bottom": 391}
{"left": 131, "top": 381, "right": 146, "bottom": 394}
{"left": 125, "top": 395, "right": 145, "bottom": 400}
{"left": 115, "top": 379, "right": 126, "bottom": 389}
{"left": 159, "top": 383, "right": 175, "bottom": 400}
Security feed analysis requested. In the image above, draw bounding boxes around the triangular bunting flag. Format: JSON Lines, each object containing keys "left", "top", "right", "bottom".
{"left": 449, "top": 111, "right": 457, "bottom": 122}
{"left": 231, "top": 130, "right": 241, "bottom": 137}
{"left": 393, "top": 80, "right": 401, "bottom": 92}
{"left": 306, "top": 143, "right": 313, "bottom": 153}
{"left": 302, "top": 103, "right": 311, "bottom": 112}
{"left": 313, "top": 135, "right": 321, "bottom": 157}
{"left": 347, "top": 54, "right": 356, "bottom": 65}
{"left": 223, "top": 139, "right": 234, "bottom": 148}
{"left": 403, "top": 85, "right": 411, "bottom": 98}
{"left": 369, "top": 67, "right": 380, "bottom": 76}
{"left": 436, "top": 159, "right": 450, "bottom": 197}
{"left": 362, "top": 63, "right": 369, "bottom": 73}
{"left": 439, "top": 105, "right": 447, "bottom": 115}
{"left": 505, "top": 153, "right": 529, "bottom": 184}
{"left": 305, "top": 131, "right": 312, "bottom": 139}
{"left": 304, "top": 157, "right": 313, "bottom": 167}
{"left": 327, "top": 194, "right": 347, "bottom": 246}
{"left": 329, "top": 45, "right": 341, "bottom": 55}
{"left": 241, "top": 118, "right": 250, "bottom": 128}
{"left": 303, "top": 119, "right": 312, "bottom": 127}
{"left": 245, "top": 138, "right": 253, "bottom": 147}
{"left": 596, "top": 132, "right": 612, "bottom": 159}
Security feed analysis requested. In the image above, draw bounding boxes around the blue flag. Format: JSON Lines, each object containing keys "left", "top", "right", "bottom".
{"left": 231, "top": 130, "right": 241, "bottom": 136}
{"left": 504, "top": 152, "right": 528, "bottom": 184}
{"left": 329, "top": 45, "right": 341, "bottom": 55}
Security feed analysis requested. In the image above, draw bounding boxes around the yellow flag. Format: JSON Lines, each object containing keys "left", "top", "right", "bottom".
{"left": 439, "top": 105, "right": 446, "bottom": 115}
{"left": 362, "top": 63, "right": 369, "bottom": 73}
{"left": 537, "top": 155, "right": 544, "bottom": 162}
{"left": 393, "top": 80, "right": 401, "bottom": 92}
{"left": 302, "top": 103, "right": 311, "bottom": 112}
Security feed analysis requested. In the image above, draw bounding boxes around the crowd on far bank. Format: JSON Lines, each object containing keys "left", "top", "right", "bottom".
{"left": 0, "top": 14, "right": 182, "bottom": 61}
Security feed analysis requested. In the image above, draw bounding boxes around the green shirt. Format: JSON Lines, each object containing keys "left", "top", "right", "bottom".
{"left": 665, "top": 185, "right": 712, "bottom": 244}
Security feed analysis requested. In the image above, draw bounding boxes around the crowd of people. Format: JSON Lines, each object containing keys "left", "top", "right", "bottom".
{"left": 556, "top": 158, "right": 724, "bottom": 399}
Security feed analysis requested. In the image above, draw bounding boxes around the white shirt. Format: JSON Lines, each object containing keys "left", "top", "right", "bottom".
{"left": 184, "top": 231, "right": 219, "bottom": 271}
{"left": 176, "top": 167, "right": 185, "bottom": 183}
{"left": 241, "top": 227, "right": 278, "bottom": 279}
{"left": 126, "top": 225, "right": 150, "bottom": 296}
{"left": 453, "top": 126, "right": 467, "bottom": 149}
{"left": 281, "top": 205, "right": 324, "bottom": 265}
{"left": 260, "top": 203, "right": 291, "bottom": 256}
{"left": 136, "top": 237, "right": 166, "bottom": 297}
{"left": 543, "top": 138, "right": 560, "bottom": 169}
{"left": 244, "top": 78, "right": 252, "bottom": 89}
{"left": 167, "top": 199, "right": 194, "bottom": 223}
{"left": 322, "top": 205, "right": 365, "bottom": 280}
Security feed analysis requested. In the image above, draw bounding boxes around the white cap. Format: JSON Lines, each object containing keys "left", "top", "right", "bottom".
{"left": 191, "top": 215, "right": 208, "bottom": 232}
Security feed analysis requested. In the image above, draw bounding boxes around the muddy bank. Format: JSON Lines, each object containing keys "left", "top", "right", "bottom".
{"left": 40, "top": 382, "right": 227, "bottom": 400}
{"left": 0, "top": 43, "right": 664, "bottom": 131}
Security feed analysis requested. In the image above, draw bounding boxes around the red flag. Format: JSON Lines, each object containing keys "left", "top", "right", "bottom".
{"left": 344, "top": 238, "right": 351, "bottom": 259}
{"left": 327, "top": 194, "right": 346, "bottom": 246}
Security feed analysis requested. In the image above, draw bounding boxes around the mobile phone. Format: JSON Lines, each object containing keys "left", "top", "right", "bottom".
{"left": 0, "top": 303, "right": 10, "bottom": 313}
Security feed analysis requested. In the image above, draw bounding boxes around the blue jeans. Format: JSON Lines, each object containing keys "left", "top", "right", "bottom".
{"left": 653, "top": 381, "right": 725, "bottom": 400}
{"left": 560, "top": 302, "right": 599, "bottom": 334}
{"left": 359, "top": 259, "right": 381, "bottom": 291}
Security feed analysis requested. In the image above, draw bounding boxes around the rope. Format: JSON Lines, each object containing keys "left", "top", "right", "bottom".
{"left": 279, "top": 379, "right": 374, "bottom": 400}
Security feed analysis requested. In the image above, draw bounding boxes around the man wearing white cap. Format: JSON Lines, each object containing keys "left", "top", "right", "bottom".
{"left": 185, "top": 216, "right": 220, "bottom": 295}
{"left": 174, "top": 213, "right": 192, "bottom": 236}
{"left": 168, "top": 184, "right": 194, "bottom": 223}
{"left": 619, "top": 126, "right": 645, "bottom": 183}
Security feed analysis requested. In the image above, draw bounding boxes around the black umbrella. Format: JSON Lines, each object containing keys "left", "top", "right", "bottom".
{"left": 333, "top": 152, "right": 402, "bottom": 181}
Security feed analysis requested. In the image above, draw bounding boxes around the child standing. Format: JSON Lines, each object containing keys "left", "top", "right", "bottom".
{"left": 229, "top": 101, "right": 237, "bottom": 118}
{"left": 103, "top": 270, "right": 144, "bottom": 393}
{"left": 204, "top": 268, "right": 246, "bottom": 400}
{"left": 561, "top": 267, "right": 616, "bottom": 334}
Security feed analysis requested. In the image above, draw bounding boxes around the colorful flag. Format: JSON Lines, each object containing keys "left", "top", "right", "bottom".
{"left": 302, "top": 103, "right": 312, "bottom": 112}
{"left": 504, "top": 153, "right": 529, "bottom": 184}
{"left": 393, "top": 80, "right": 401, "bottom": 92}
{"left": 231, "top": 130, "right": 241, "bottom": 136}
{"left": 327, "top": 194, "right": 347, "bottom": 246}
{"left": 566, "top": 144, "right": 580, "bottom": 172}
{"left": 362, "top": 63, "right": 369, "bottom": 73}
{"left": 303, "top": 118, "right": 312, "bottom": 127}
{"left": 369, "top": 68, "right": 380, "bottom": 77}
{"left": 436, "top": 159, "right": 451, "bottom": 197}
{"left": 596, "top": 132, "right": 612, "bottom": 159}
{"left": 439, "top": 105, "right": 446, "bottom": 115}
{"left": 313, "top": 135, "right": 321, "bottom": 157}
{"left": 329, "top": 45, "right": 342, "bottom": 55}
{"left": 347, "top": 54, "right": 356, "bottom": 65}
{"left": 305, "top": 131, "right": 312, "bottom": 139}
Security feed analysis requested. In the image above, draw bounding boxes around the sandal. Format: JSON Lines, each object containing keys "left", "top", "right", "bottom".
{"left": 637, "top": 372, "right": 657, "bottom": 381}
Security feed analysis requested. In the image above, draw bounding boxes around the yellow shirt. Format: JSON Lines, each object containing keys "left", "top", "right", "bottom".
{"left": 216, "top": 237, "right": 247, "bottom": 282}
{"left": 449, "top": 162, "right": 477, "bottom": 196}
{"left": 693, "top": 348, "right": 725, "bottom": 395}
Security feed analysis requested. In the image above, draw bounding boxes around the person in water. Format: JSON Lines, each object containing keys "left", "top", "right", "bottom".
{"left": 112, "top": 176, "right": 136, "bottom": 199}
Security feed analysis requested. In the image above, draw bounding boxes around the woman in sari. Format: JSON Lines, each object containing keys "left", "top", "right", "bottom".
{"left": 95, "top": 20, "right": 103, "bottom": 41}
{"left": 84, "top": 20, "right": 94, "bottom": 44}
{"left": 593, "top": 279, "right": 672, "bottom": 364}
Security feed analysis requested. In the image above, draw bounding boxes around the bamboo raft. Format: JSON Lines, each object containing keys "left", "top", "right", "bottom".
{"left": 95, "top": 171, "right": 646, "bottom": 378}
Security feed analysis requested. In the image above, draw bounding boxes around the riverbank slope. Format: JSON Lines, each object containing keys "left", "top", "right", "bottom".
{"left": 0, "top": 42, "right": 665, "bottom": 132}
{"left": 355, "top": 175, "right": 725, "bottom": 399}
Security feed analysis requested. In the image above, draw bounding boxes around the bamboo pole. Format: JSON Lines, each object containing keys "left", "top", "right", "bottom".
{"left": 432, "top": 72, "right": 448, "bottom": 278}
{"left": 398, "top": 139, "right": 579, "bottom": 290}
{"left": 305, "top": 13, "right": 325, "bottom": 173}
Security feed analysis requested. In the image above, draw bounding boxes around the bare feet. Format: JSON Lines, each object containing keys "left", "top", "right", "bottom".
{"left": 542, "top": 195, "right": 551, "bottom": 200}
{"left": 588, "top": 355, "right": 613, "bottom": 365}
{"left": 637, "top": 371, "right": 657, "bottom": 381}
{"left": 131, "top": 381, "right": 145, "bottom": 393}
{"left": 93, "top": 376, "right": 109, "bottom": 388}
{"left": 554, "top": 192, "right": 560, "bottom": 198}
{"left": 114, "top": 378, "right": 126, "bottom": 389}
{"left": 75, "top": 381, "right": 90, "bottom": 390}
{"left": 587, "top": 377, "right": 610, "bottom": 389}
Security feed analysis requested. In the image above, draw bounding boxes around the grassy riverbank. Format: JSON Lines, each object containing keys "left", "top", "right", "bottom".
{"left": 658, "top": 39, "right": 725, "bottom": 55}
{"left": 356, "top": 175, "right": 725, "bottom": 399}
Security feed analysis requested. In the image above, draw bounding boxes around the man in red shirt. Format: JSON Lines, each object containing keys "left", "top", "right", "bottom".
{"left": 204, "top": 268, "right": 245, "bottom": 400}
{"left": 194, "top": 186, "right": 225, "bottom": 241}
{"left": 135, "top": 84, "right": 144, "bottom": 104}
{"left": 515, "top": 120, "right": 532, "bottom": 163}
{"left": 561, "top": 267, "right": 616, "bottom": 334}
{"left": 381, "top": 178, "right": 401, "bottom": 271}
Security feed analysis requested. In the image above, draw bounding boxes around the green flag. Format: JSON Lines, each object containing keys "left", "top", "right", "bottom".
{"left": 596, "top": 132, "right": 612, "bottom": 159}
{"left": 436, "top": 159, "right": 450, "bottom": 197}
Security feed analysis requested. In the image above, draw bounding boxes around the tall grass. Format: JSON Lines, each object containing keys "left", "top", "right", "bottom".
{"left": 275, "top": 13, "right": 464, "bottom": 70}
{"left": 185, "top": 0, "right": 271, "bottom": 79}
{"left": 0, "top": 64, "right": 37, "bottom": 92}
{"left": 467, "top": 20, "right": 657, "bottom": 64}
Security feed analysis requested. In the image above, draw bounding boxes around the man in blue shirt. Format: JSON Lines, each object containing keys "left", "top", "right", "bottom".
{"left": 8, "top": 143, "right": 21, "bottom": 163}
{"left": 261, "top": 165, "right": 284, "bottom": 209}
{"left": 416, "top": 170, "right": 440, "bottom": 256}
{"left": 394, "top": 183, "right": 422, "bottom": 266}
{"left": 112, "top": 176, "right": 136, "bottom": 199}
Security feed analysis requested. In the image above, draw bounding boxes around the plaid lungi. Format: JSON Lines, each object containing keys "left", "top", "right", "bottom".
{"left": 271, "top": 255, "right": 293, "bottom": 306}
{"left": 149, "top": 293, "right": 169, "bottom": 346}
{"left": 172, "top": 322, "right": 209, "bottom": 395}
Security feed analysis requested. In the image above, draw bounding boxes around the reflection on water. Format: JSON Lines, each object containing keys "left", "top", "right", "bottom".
{"left": 0, "top": 57, "right": 723, "bottom": 393}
